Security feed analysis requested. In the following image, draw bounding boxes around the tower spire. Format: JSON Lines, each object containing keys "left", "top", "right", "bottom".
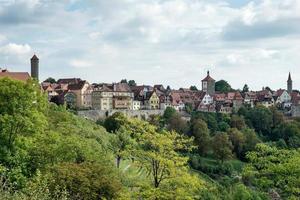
{"left": 287, "top": 72, "right": 292, "bottom": 93}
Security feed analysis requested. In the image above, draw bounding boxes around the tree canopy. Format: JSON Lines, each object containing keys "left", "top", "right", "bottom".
{"left": 215, "top": 80, "right": 233, "bottom": 93}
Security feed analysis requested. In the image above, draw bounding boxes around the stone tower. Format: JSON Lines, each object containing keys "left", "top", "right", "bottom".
{"left": 31, "top": 54, "right": 39, "bottom": 81}
{"left": 287, "top": 72, "right": 292, "bottom": 93}
{"left": 202, "top": 71, "right": 215, "bottom": 95}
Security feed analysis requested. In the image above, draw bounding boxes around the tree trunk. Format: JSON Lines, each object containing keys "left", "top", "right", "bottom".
{"left": 116, "top": 155, "right": 121, "bottom": 168}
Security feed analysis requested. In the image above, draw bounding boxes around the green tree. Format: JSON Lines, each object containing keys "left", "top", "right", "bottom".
{"left": 128, "top": 80, "right": 137, "bottom": 86}
{"left": 242, "top": 128, "right": 261, "bottom": 157}
{"left": 243, "top": 144, "right": 300, "bottom": 199}
{"left": 227, "top": 128, "right": 245, "bottom": 159}
{"left": 272, "top": 122, "right": 300, "bottom": 148}
{"left": 50, "top": 162, "right": 123, "bottom": 200}
{"left": 0, "top": 78, "right": 47, "bottom": 152}
{"left": 163, "top": 107, "right": 177, "bottom": 123}
{"left": 110, "top": 127, "right": 136, "bottom": 168}
{"left": 230, "top": 115, "right": 246, "bottom": 130}
{"left": 189, "top": 85, "right": 198, "bottom": 91}
{"left": 132, "top": 129, "right": 204, "bottom": 199}
{"left": 212, "top": 133, "right": 233, "bottom": 163}
{"left": 246, "top": 106, "right": 273, "bottom": 137}
{"left": 104, "top": 112, "right": 128, "bottom": 133}
{"left": 120, "top": 79, "right": 127, "bottom": 83}
{"left": 167, "top": 113, "right": 189, "bottom": 134}
{"left": 191, "top": 119, "right": 211, "bottom": 155}
{"left": 44, "top": 77, "right": 56, "bottom": 84}
{"left": 242, "top": 84, "right": 249, "bottom": 93}
{"left": 215, "top": 80, "right": 232, "bottom": 93}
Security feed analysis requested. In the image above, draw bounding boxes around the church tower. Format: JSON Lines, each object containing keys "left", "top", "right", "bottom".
{"left": 287, "top": 72, "right": 292, "bottom": 93}
{"left": 31, "top": 54, "right": 39, "bottom": 81}
{"left": 202, "top": 71, "right": 215, "bottom": 95}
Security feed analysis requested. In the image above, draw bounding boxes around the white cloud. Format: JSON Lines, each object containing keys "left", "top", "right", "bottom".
{"left": 70, "top": 59, "right": 93, "bottom": 68}
{"left": 0, "top": 43, "right": 31, "bottom": 55}
{"left": 0, "top": 34, "right": 7, "bottom": 44}
{"left": 88, "top": 32, "right": 102, "bottom": 40}
{"left": 1, "top": 0, "right": 299, "bottom": 90}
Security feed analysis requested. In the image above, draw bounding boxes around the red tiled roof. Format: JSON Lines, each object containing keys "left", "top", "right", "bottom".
{"left": 0, "top": 72, "right": 31, "bottom": 82}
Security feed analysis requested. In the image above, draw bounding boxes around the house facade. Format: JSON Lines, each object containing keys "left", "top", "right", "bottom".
{"left": 92, "top": 83, "right": 134, "bottom": 110}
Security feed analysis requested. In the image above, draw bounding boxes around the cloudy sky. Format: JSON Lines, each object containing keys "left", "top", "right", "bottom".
{"left": 0, "top": 0, "right": 299, "bottom": 90}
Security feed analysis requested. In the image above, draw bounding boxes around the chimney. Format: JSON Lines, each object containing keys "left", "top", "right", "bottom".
{"left": 31, "top": 54, "right": 39, "bottom": 81}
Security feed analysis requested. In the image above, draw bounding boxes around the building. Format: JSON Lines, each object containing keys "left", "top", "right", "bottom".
{"left": 31, "top": 54, "right": 39, "bottom": 81}
{"left": 0, "top": 69, "right": 31, "bottom": 82}
{"left": 287, "top": 72, "right": 292, "bottom": 93}
{"left": 144, "top": 90, "right": 160, "bottom": 110}
{"left": 274, "top": 89, "right": 291, "bottom": 107}
{"left": 68, "top": 80, "right": 92, "bottom": 109}
{"left": 0, "top": 55, "right": 37, "bottom": 82}
{"left": 202, "top": 71, "right": 215, "bottom": 95}
{"left": 92, "top": 83, "right": 134, "bottom": 110}
{"left": 256, "top": 89, "right": 275, "bottom": 108}
{"left": 243, "top": 92, "right": 257, "bottom": 107}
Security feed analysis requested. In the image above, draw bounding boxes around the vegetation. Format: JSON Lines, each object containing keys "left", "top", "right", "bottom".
{"left": 215, "top": 80, "right": 233, "bottom": 93}
{"left": 0, "top": 78, "right": 299, "bottom": 199}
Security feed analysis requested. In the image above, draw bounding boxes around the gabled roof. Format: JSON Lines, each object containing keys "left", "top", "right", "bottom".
{"left": 113, "top": 83, "right": 131, "bottom": 92}
{"left": 68, "top": 80, "right": 87, "bottom": 90}
{"left": 0, "top": 72, "right": 31, "bottom": 82}
{"left": 57, "top": 78, "right": 82, "bottom": 85}
{"left": 275, "top": 89, "right": 287, "bottom": 97}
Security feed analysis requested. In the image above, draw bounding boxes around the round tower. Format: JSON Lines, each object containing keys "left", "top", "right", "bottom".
{"left": 31, "top": 54, "right": 39, "bottom": 81}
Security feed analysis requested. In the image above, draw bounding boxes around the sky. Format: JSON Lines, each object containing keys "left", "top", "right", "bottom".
{"left": 0, "top": 0, "right": 299, "bottom": 90}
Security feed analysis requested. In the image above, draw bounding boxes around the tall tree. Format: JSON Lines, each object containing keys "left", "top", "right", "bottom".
{"left": 191, "top": 119, "right": 211, "bottom": 155}
{"left": 132, "top": 129, "right": 204, "bottom": 199}
{"left": 0, "top": 78, "right": 47, "bottom": 152}
{"left": 128, "top": 80, "right": 137, "bottom": 86}
{"left": 110, "top": 127, "right": 136, "bottom": 168}
{"left": 242, "top": 84, "right": 249, "bottom": 93}
{"left": 230, "top": 115, "right": 246, "bottom": 130}
{"left": 227, "top": 128, "right": 245, "bottom": 159}
{"left": 189, "top": 86, "right": 198, "bottom": 91}
{"left": 212, "top": 132, "right": 233, "bottom": 163}
{"left": 44, "top": 77, "right": 56, "bottom": 84}
{"left": 120, "top": 79, "right": 127, "bottom": 83}
{"left": 215, "top": 80, "right": 232, "bottom": 93}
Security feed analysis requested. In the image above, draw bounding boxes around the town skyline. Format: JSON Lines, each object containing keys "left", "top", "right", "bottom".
{"left": 0, "top": 0, "right": 300, "bottom": 90}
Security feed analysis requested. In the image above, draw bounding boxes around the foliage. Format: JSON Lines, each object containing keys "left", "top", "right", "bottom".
{"left": 212, "top": 133, "right": 233, "bottom": 163}
{"left": 110, "top": 127, "right": 136, "bottom": 168}
{"left": 230, "top": 115, "right": 246, "bottom": 130}
{"left": 243, "top": 144, "right": 300, "bottom": 199}
{"left": 191, "top": 119, "right": 211, "bottom": 155}
{"left": 49, "top": 162, "right": 122, "bottom": 200}
{"left": 242, "top": 84, "right": 249, "bottom": 93}
{"left": 131, "top": 126, "right": 204, "bottom": 199}
{"left": 166, "top": 113, "right": 189, "bottom": 134}
{"left": 190, "top": 85, "right": 198, "bottom": 91}
{"left": 44, "top": 77, "right": 56, "bottom": 84}
{"left": 163, "top": 107, "right": 177, "bottom": 122}
{"left": 0, "top": 78, "right": 47, "bottom": 152}
{"left": 104, "top": 112, "right": 128, "bottom": 133}
{"left": 215, "top": 80, "right": 232, "bottom": 93}
{"left": 120, "top": 79, "right": 127, "bottom": 83}
{"left": 128, "top": 80, "right": 137, "bottom": 86}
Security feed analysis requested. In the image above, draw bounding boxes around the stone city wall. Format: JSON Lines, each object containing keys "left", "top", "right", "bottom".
{"left": 78, "top": 109, "right": 165, "bottom": 121}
